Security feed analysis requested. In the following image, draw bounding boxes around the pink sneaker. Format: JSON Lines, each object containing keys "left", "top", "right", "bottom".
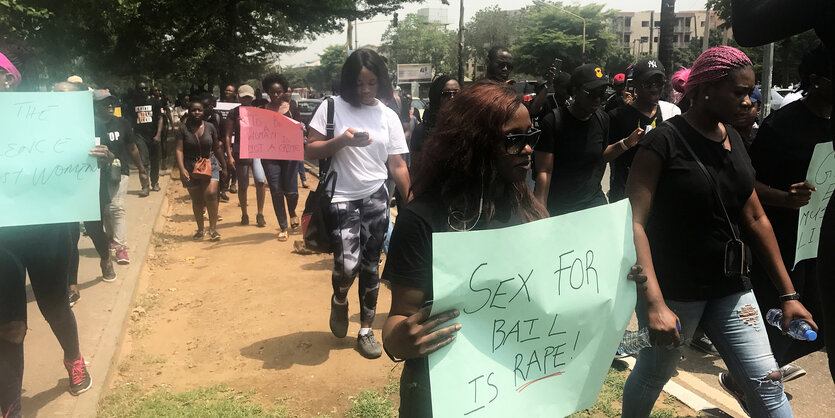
{"left": 63, "top": 356, "right": 92, "bottom": 396}
{"left": 116, "top": 246, "right": 130, "bottom": 265}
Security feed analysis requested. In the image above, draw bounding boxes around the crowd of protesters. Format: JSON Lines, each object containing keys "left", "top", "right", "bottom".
{"left": 2, "top": 13, "right": 835, "bottom": 416}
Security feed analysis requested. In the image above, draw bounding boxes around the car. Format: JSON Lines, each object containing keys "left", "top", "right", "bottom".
{"left": 297, "top": 99, "right": 323, "bottom": 127}
{"left": 291, "top": 92, "right": 302, "bottom": 103}
{"left": 410, "top": 98, "right": 426, "bottom": 119}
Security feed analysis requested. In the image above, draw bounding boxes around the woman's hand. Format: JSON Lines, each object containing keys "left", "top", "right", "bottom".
{"left": 624, "top": 127, "right": 645, "bottom": 148}
{"left": 227, "top": 155, "right": 236, "bottom": 171}
{"left": 646, "top": 302, "right": 681, "bottom": 348}
{"left": 780, "top": 300, "right": 818, "bottom": 334}
{"left": 387, "top": 305, "right": 461, "bottom": 359}
{"left": 88, "top": 145, "right": 115, "bottom": 168}
{"left": 784, "top": 182, "right": 815, "bottom": 209}
{"left": 180, "top": 168, "right": 190, "bottom": 182}
{"left": 340, "top": 128, "right": 373, "bottom": 147}
{"left": 627, "top": 265, "right": 648, "bottom": 292}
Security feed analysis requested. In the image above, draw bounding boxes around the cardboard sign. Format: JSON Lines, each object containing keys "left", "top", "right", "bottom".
{"left": 239, "top": 107, "right": 304, "bottom": 161}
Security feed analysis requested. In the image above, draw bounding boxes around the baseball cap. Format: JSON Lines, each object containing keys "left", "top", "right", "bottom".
{"left": 67, "top": 75, "right": 84, "bottom": 84}
{"left": 613, "top": 73, "right": 626, "bottom": 85}
{"left": 632, "top": 57, "right": 666, "bottom": 83}
{"left": 92, "top": 89, "right": 113, "bottom": 101}
{"left": 571, "top": 64, "right": 609, "bottom": 90}
{"left": 238, "top": 84, "right": 255, "bottom": 98}
{"left": 749, "top": 86, "right": 762, "bottom": 104}
{"left": 554, "top": 72, "right": 572, "bottom": 89}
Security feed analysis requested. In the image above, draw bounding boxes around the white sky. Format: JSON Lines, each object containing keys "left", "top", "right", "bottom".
{"left": 280, "top": 0, "right": 708, "bottom": 67}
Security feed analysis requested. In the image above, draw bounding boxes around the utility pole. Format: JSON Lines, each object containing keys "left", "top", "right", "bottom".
{"left": 355, "top": 19, "right": 359, "bottom": 50}
{"left": 761, "top": 43, "right": 775, "bottom": 119}
{"left": 649, "top": 11, "right": 654, "bottom": 56}
{"left": 346, "top": 20, "right": 353, "bottom": 56}
{"left": 703, "top": 9, "right": 710, "bottom": 52}
{"left": 458, "top": 0, "right": 465, "bottom": 83}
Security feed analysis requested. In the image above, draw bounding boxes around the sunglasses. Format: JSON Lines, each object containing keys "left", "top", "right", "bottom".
{"left": 440, "top": 89, "right": 459, "bottom": 98}
{"left": 497, "top": 62, "right": 514, "bottom": 71}
{"left": 505, "top": 128, "right": 541, "bottom": 155}
{"left": 582, "top": 87, "right": 609, "bottom": 99}
{"left": 641, "top": 80, "right": 665, "bottom": 89}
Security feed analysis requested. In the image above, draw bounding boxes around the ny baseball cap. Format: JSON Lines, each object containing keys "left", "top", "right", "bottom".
{"left": 238, "top": 84, "right": 255, "bottom": 98}
{"left": 632, "top": 57, "right": 666, "bottom": 82}
{"left": 571, "top": 64, "right": 609, "bottom": 90}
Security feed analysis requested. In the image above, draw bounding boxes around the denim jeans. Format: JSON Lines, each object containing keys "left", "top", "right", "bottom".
{"left": 135, "top": 133, "right": 160, "bottom": 186}
{"left": 622, "top": 290, "right": 791, "bottom": 418}
{"left": 105, "top": 175, "right": 130, "bottom": 247}
{"left": 261, "top": 159, "right": 299, "bottom": 230}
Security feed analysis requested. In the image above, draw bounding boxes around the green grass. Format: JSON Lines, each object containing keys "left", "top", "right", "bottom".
{"left": 568, "top": 363, "right": 683, "bottom": 418}
{"left": 98, "top": 384, "right": 289, "bottom": 418}
{"left": 345, "top": 390, "right": 395, "bottom": 418}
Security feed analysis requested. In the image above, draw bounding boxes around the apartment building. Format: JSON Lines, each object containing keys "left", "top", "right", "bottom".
{"left": 611, "top": 10, "right": 729, "bottom": 56}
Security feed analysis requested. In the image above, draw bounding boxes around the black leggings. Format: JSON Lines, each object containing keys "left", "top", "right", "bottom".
{"left": 0, "top": 224, "right": 81, "bottom": 417}
{"left": 816, "top": 200, "right": 835, "bottom": 383}
{"left": 69, "top": 218, "right": 112, "bottom": 287}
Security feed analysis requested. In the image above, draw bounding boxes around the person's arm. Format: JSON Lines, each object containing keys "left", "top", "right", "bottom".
{"left": 211, "top": 126, "right": 225, "bottom": 173}
{"left": 389, "top": 153, "right": 412, "bottom": 204}
{"left": 755, "top": 181, "right": 816, "bottom": 209}
{"left": 224, "top": 117, "right": 235, "bottom": 171}
{"left": 175, "top": 127, "right": 188, "bottom": 181}
{"left": 533, "top": 151, "right": 553, "bottom": 206}
{"left": 603, "top": 127, "right": 644, "bottom": 162}
{"left": 154, "top": 112, "right": 163, "bottom": 142}
{"left": 305, "top": 127, "right": 370, "bottom": 160}
{"left": 626, "top": 148, "right": 681, "bottom": 347}
{"left": 738, "top": 189, "right": 818, "bottom": 332}
{"left": 383, "top": 285, "right": 461, "bottom": 360}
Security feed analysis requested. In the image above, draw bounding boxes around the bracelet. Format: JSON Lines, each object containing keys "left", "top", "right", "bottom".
{"left": 779, "top": 292, "right": 800, "bottom": 302}
{"left": 618, "top": 139, "right": 629, "bottom": 152}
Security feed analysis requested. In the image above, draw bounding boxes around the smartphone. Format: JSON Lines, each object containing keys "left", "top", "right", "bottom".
{"left": 353, "top": 131, "right": 369, "bottom": 141}
{"left": 625, "top": 79, "right": 636, "bottom": 96}
{"left": 552, "top": 58, "right": 563, "bottom": 72}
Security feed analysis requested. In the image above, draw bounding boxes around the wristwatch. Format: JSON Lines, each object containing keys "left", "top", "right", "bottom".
{"left": 779, "top": 292, "right": 800, "bottom": 302}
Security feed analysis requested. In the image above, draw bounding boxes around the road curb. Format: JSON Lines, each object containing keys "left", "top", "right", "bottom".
{"left": 71, "top": 176, "right": 171, "bottom": 417}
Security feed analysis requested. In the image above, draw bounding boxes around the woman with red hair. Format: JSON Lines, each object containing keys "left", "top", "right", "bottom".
{"left": 622, "top": 46, "right": 817, "bottom": 417}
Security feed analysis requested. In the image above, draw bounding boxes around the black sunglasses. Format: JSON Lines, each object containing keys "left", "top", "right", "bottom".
{"left": 582, "top": 87, "right": 609, "bottom": 99}
{"left": 440, "top": 89, "right": 459, "bottom": 98}
{"left": 641, "top": 80, "right": 664, "bottom": 89}
{"left": 505, "top": 128, "right": 541, "bottom": 155}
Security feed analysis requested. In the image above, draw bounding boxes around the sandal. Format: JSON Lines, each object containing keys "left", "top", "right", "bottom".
{"left": 290, "top": 216, "right": 300, "bottom": 229}
{"left": 278, "top": 229, "right": 289, "bottom": 242}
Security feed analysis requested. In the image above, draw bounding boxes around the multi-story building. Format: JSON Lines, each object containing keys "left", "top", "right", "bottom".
{"left": 611, "top": 10, "right": 729, "bottom": 57}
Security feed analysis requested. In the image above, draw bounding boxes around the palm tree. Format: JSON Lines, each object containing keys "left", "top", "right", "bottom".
{"left": 658, "top": 0, "right": 676, "bottom": 98}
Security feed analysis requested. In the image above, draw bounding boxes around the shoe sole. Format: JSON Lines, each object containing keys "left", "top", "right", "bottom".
{"left": 718, "top": 373, "right": 750, "bottom": 416}
{"left": 357, "top": 346, "right": 382, "bottom": 359}
{"left": 782, "top": 368, "right": 806, "bottom": 383}
{"left": 102, "top": 276, "right": 117, "bottom": 283}
{"left": 117, "top": 259, "right": 130, "bottom": 265}
{"left": 690, "top": 342, "right": 719, "bottom": 356}
{"left": 69, "top": 377, "right": 93, "bottom": 396}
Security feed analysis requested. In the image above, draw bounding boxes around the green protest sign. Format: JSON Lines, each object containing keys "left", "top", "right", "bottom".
{"left": 0, "top": 91, "right": 99, "bottom": 227}
{"left": 795, "top": 142, "right": 835, "bottom": 268}
{"left": 429, "top": 200, "right": 636, "bottom": 416}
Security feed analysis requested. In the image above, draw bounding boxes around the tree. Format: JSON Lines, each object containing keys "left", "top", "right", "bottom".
{"left": 464, "top": 6, "right": 527, "bottom": 75}
{"left": 306, "top": 44, "right": 348, "bottom": 93}
{"left": 380, "top": 13, "right": 458, "bottom": 80}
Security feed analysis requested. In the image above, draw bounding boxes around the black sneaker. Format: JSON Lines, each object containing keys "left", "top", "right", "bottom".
{"left": 208, "top": 229, "right": 221, "bottom": 241}
{"left": 64, "top": 356, "right": 92, "bottom": 396}
{"left": 719, "top": 372, "right": 749, "bottom": 416}
{"left": 329, "top": 296, "right": 349, "bottom": 338}
{"left": 219, "top": 192, "right": 230, "bottom": 202}
{"left": 101, "top": 259, "right": 117, "bottom": 282}
{"left": 357, "top": 331, "right": 382, "bottom": 359}
{"left": 229, "top": 184, "right": 238, "bottom": 194}
{"left": 138, "top": 184, "right": 150, "bottom": 197}
{"left": 69, "top": 289, "right": 81, "bottom": 307}
{"left": 193, "top": 230, "right": 204, "bottom": 240}
{"left": 241, "top": 214, "right": 249, "bottom": 225}
{"left": 256, "top": 214, "right": 266, "bottom": 228}
{"left": 151, "top": 183, "right": 161, "bottom": 192}
{"left": 691, "top": 334, "right": 719, "bottom": 356}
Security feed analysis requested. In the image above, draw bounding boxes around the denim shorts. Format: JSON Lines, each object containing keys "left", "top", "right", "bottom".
{"left": 181, "top": 155, "right": 220, "bottom": 189}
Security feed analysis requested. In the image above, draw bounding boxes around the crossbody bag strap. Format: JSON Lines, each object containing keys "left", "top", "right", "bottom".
{"left": 666, "top": 121, "right": 740, "bottom": 241}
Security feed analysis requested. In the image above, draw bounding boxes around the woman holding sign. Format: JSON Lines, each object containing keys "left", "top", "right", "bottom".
{"left": 380, "top": 80, "right": 548, "bottom": 416}
{"left": 622, "top": 47, "right": 817, "bottom": 417}
{"left": 306, "top": 49, "right": 411, "bottom": 360}
{"left": 176, "top": 99, "right": 225, "bottom": 241}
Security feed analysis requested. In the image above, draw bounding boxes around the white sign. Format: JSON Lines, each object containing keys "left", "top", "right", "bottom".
{"left": 397, "top": 64, "right": 433, "bottom": 83}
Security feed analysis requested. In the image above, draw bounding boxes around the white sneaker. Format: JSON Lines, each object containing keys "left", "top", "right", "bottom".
{"left": 780, "top": 364, "right": 806, "bottom": 382}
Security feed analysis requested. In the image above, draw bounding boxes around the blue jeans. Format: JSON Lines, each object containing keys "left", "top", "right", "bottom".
{"left": 261, "top": 160, "right": 299, "bottom": 230}
{"left": 622, "top": 290, "right": 791, "bottom": 418}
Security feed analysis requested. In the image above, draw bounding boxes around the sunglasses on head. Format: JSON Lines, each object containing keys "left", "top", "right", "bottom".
{"left": 504, "top": 128, "right": 541, "bottom": 155}
{"left": 440, "top": 89, "right": 458, "bottom": 98}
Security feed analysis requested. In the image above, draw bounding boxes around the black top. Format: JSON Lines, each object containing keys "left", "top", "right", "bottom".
{"left": 176, "top": 121, "right": 217, "bottom": 171}
{"left": 607, "top": 105, "right": 663, "bottom": 202}
{"left": 605, "top": 94, "right": 627, "bottom": 112}
{"left": 642, "top": 116, "right": 755, "bottom": 301}
{"left": 748, "top": 100, "right": 833, "bottom": 266}
{"left": 535, "top": 106, "right": 610, "bottom": 216}
{"left": 95, "top": 115, "right": 135, "bottom": 176}
{"left": 409, "top": 123, "right": 428, "bottom": 162}
{"left": 227, "top": 105, "right": 250, "bottom": 155}
{"left": 382, "top": 192, "right": 522, "bottom": 417}
{"left": 126, "top": 95, "right": 162, "bottom": 139}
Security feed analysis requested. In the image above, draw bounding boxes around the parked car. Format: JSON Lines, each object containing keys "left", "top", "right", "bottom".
{"left": 411, "top": 98, "right": 426, "bottom": 119}
{"left": 297, "top": 98, "right": 323, "bottom": 128}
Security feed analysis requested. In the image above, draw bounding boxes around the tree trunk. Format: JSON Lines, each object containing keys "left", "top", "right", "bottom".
{"left": 659, "top": 0, "right": 676, "bottom": 99}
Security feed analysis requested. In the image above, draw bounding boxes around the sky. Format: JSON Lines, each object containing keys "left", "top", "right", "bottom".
{"left": 281, "top": 0, "right": 708, "bottom": 67}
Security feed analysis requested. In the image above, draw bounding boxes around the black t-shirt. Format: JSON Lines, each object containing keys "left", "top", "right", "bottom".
{"left": 228, "top": 105, "right": 248, "bottom": 155}
{"left": 176, "top": 121, "right": 217, "bottom": 171}
{"left": 642, "top": 116, "right": 755, "bottom": 301}
{"left": 95, "top": 115, "right": 135, "bottom": 176}
{"left": 535, "top": 107, "right": 610, "bottom": 216}
{"left": 127, "top": 96, "right": 162, "bottom": 139}
{"left": 382, "top": 192, "right": 522, "bottom": 417}
{"left": 605, "top": 94, "right": 626, "bottom": 112}
{"left": 607, "top": 105, "right": 663, "bottom": 202}
{"left": 748, "top": 100, "right": 833, "bottom": 266}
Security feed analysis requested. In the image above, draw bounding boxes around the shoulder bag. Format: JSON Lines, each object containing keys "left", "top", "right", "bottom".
{"left": 190, "top": 122, "right": 213, "bottom": 180}
{"left": 301, "top": 98, "right": 337, "bottom": 253}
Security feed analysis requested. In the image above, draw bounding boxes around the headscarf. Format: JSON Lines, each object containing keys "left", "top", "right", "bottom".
{"left": 671, "top": 46, "right": 752, "bottom": 97}
{"left": 0, "top": 51, "right": 22, "bottom": 89}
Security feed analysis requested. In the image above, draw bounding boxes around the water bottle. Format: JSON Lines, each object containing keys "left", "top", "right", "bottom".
{"left": 765, "top": 309, "right": 817, "bottom": 341}
{"left": 616, "top": 328, "right": 652, "bottom": 357}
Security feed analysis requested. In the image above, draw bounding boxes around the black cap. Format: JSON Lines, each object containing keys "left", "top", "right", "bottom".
{"left": 571, "top": 64, "right": 609, "bottom": 90}
{"left": 632, "top": 57, "right": 666, "bottom": 83}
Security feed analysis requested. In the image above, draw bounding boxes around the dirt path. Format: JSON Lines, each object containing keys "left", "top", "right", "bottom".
{"left": 106, "top": 172, "right": 401, "bottom": 416}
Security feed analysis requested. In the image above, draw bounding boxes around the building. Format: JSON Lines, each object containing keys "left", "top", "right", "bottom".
{"left": 417, "top": 7, "right": 453, "bottom": 26}
{"left": 611, "top": 10, "right": 729, "bottom": 56}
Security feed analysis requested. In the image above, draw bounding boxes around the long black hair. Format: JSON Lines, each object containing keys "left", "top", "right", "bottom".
{"left": 340, "top": 49, "right": 392, "bottom": 107}
{"left": 423, "top": 75, "right": 455, "bottom": 128}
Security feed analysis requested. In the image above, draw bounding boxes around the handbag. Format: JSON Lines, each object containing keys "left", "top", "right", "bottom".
{"left": 666, "top": 120, "right": 752, "bottom": 287}
{"left": 191, "top": 123, "right": 212, "bottom": 180}
{"left": 301, "top": 98, "right": 337, "bottom": 253}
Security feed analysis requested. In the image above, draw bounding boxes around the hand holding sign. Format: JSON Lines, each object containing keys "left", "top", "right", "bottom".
{"left": 785, "top": 182, "right": 816, "bottom": 209}
{"left": 794, "top": 143, "right": 835, "bottom": 267}
{"left": 387, "top": 306, "right": 461, "bottom": 359}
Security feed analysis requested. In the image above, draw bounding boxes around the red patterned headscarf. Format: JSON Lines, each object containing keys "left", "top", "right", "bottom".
{"left": 671, "top": 46, "right": 752, "bottom": 97}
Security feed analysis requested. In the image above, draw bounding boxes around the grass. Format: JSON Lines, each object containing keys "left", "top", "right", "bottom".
{"left": 568, "top": 363, "right": 684, "bottom": 418}
{"left": 345, "top": 390, "right": 395, "bottom": 418}
{"left": 98, "top": 384, "right": 289, "bottom": 418}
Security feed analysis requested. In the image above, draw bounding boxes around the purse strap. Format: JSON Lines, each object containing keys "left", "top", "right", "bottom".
{"left": 318, "top": 97, "right": 336, "bottom": 178}
{"left": 665, "top": 120, "right": 740, "bottom": 241}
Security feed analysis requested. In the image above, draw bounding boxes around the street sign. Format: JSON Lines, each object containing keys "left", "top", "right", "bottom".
{"left": 397, "top": 64, "right": 433, "bottom": 83}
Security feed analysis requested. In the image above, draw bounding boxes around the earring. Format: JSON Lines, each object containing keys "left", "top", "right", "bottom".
{"left": 814, "top": 84, "right": 819, "bottom": 89}
{"left": 705, "top": 95, "right": 710, "bottom": 101}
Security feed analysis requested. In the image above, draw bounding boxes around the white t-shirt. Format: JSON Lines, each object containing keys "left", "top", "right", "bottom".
{"left": 309, "top": 96, "right": 409, "bottom": 202}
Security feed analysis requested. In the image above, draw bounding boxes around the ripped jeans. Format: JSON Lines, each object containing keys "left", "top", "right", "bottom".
{"left": 622, "top": 290, "right": 792, "bottom": 418}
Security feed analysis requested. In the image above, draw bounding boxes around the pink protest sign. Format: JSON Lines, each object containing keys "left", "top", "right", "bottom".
{"left": 239, "top": 107, "right": 304, "bottom": 160}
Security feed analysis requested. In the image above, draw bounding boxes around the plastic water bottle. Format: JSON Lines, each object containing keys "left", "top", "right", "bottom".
{"left": 765, "top": 309, "right": 817, "bottom": 341}
{"left": 616, "top": 328, "right": 652, "bottom": 357}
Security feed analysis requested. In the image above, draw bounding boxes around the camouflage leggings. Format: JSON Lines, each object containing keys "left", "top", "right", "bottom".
{"left": 328, "top": 185, "right": 389, "bottom": 324}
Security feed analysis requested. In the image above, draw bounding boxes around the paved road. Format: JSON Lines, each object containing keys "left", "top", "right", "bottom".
{"left": 19, "top": 170, "right": 168, "bottom": 418}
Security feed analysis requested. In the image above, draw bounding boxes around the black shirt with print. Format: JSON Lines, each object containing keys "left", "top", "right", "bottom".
{"left": 95, "top": 115, "right": 136, "bottom": 176}
{"left": 126, "top": 96, "right": 162, "bottom": 140}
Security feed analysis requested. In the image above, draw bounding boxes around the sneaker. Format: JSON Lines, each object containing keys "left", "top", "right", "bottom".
{"left": 780, "top": 364, "right": 807, "bottom": 382}
{"left": 151, "top": 183, "right": 161, "bottom": 192}
{"left": 290, "top": 216, "right": 300, "bottom": 229}
{"left": 241, "top": 214, "right": 250, "bottom": 226}
{"left": 69, "top": 289, "right": 81, "bottom": 307}
{"left": 357, "top": 331, "right": 383, "bottom": 359}
{"left": 691, "top": 334, "right": 719, "bottom": 356}
{"left": 115, "top": 246, "right": 130, "bottom": 265}
{"left": 64, "top": 356, "right": 92, "bottom": 396}
{"left": 277, "top": 229, "right": 289, "bottom": 242}
{"left": 256, "top": 214, "right": 266, "bottom": 228}
{"left": 229, "top": 184, "right": 238, "bottom": 194}
{"left": 208, "top": 229, "right": 221, "bottom": 241}
{"left": 329, "top": 296, "right": 349, "bottom": 338}
{"left": 101, "top": 259, "right": 117, "bottom": 282}
{"left": 193, "top": 230, "right": 204, "bottom": 240}
{"left": 719, "top": 372, "right": 749, "bottom": 416}
{"left": 219, "top": 192, "right": 230, "bottom": 202}
{"left": 139, "top": 184, "right": 150, "bottom": 197}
